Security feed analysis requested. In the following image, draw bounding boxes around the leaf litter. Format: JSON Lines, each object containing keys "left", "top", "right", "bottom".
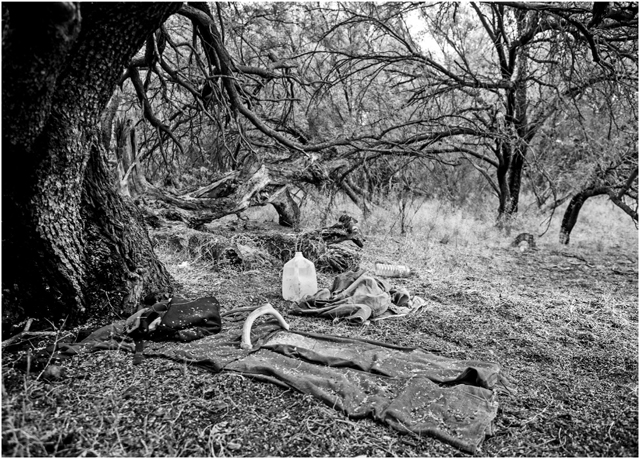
{"left": 2, "top": 231, "right": 637, "bottom": 457}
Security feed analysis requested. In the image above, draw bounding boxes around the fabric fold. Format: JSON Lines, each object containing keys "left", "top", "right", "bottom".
{"left": 293, "top": 270, "right": 424, "bottom": 323}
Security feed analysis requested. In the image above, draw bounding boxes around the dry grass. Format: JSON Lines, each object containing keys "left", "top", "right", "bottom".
{"left": 3, "top": 193, "right": 637, "bottom": 457}
{"left": 300, "top": 191, "right": 638, "bottom": 252}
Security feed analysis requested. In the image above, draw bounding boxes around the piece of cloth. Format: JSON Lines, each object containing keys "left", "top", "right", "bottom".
{"left": 57, "top": 321, "right": 134, "bottom": 355}
{"left": 292, "top": 270, "right": 426, "bottom": 323}
{"left": 144, "top": 326, "right": 505, "bottom": 454}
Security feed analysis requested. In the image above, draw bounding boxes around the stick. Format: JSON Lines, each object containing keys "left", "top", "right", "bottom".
{"left": 2, "top": 331, "right": 58, "bottom": 349}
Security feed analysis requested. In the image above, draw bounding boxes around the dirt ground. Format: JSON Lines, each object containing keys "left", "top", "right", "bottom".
{"left": 2, "top": 232, "right": 638, "bottom": 457}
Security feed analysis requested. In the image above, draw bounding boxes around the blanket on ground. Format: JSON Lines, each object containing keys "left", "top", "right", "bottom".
{"left": 291, "top": 269, "right": 426, "bottom": 323}
{"left": 62, "top": 313, "right": 506, "bottom": 454}
{"left": 148, "top": 325, "right": 503, "bottom": 454}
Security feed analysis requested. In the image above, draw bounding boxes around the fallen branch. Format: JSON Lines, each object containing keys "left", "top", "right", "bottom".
{"left": 151, "top": 215, "right": 363, "bottom": 273}
{"left": 3, "top": 331, "right": 60, "bottom": 349}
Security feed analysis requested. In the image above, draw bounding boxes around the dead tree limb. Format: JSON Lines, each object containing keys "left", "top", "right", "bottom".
{"left": 140, "top": 164, "right": 309, "bottom": 229}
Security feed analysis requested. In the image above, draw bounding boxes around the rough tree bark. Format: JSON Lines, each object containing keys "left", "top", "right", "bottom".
{"left": 2, "top": 3, "right": 181, "bottom": 331}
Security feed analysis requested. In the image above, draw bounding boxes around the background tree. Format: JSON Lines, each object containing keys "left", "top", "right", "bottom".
{"left": 526, "top": 73, "right": 638, "bottom": 243}
{"left": 294, "top": 2, "right": 637, "bottom": 222}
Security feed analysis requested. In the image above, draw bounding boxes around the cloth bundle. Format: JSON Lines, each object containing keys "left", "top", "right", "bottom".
{"left": 292, "top": 269, "right": 425, "bottom": 323}
{"left": 142, "top": 295, "right": 222, "bottom": 342}
{"left": 59, "top": 296, "right": 222, "bottom": 356}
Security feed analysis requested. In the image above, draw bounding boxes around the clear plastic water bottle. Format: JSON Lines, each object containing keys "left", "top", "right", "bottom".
{"left": 282, "top": 252, "right": 318, "bottom": 301}
{"left": 374, "top": 262, "right": 412, "bottom": 278}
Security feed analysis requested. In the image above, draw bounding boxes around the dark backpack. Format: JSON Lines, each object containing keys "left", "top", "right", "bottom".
{"left": 151, "top": 296, "right": 222, "bottom": 341}
{"left": 126, "top": 295, "right": 222, "bottom": 364}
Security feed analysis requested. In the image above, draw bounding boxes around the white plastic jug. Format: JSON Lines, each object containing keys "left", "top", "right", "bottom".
{"left": 282, "top": 252, "right": 318, "bottom": 302}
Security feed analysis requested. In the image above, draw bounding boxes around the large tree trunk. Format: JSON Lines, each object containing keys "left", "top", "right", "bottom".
{"left": 2, "top": 3, "right": 180, "bottom": 332}
{"left": 82, "top": 142, "right": 172, "bottom": 317}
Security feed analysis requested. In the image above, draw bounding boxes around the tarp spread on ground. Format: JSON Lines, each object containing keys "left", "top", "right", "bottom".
{"left": 66, "top": 319, "right": 504, "bottom": 454}
{"left": 292, "top": 270, "right": 427, "bottom": 323}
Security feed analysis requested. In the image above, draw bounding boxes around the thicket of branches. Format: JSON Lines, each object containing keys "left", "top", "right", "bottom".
{"left": 109, "top": 1, "right": 637, "bottom": 234}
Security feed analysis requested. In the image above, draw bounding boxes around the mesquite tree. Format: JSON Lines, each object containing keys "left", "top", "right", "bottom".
{"left": 300, "top": 2, "right": 637, "bottom": 221}
{"left": 559, "top": 150, "right": 638, "bottom": 244}
{"left": 109, "top": 2, "right": 637, "bottom": 230}
{"left": 2, "top": 3, "right": 181, "bottom": 330}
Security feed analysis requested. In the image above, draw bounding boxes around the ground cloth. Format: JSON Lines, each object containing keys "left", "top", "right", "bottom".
{"left": 292, "top": 270, "right": 426, "bottom": 323}
{"left": 143, "top": 323, "right": 503, "bottom": 454}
